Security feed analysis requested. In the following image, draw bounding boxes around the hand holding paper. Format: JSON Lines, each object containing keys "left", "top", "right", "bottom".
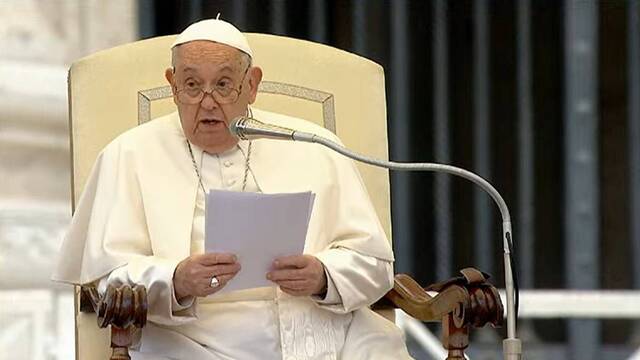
{"left": 267, "top": 254, "right": 327, "bottom": 296}
{"left": 205, "top": 190, "right": 315, "bottom": 295}
{"left": 173, "top": 252, "right": 241, "bottom": 299}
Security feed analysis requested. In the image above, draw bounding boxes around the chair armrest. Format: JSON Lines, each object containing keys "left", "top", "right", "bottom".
{"left": 78, "top": 272, "right": 500, "bottom": 359}
{"left": 80, "top": 284, "right": 147, "bottom": 360}
{"left": 372, "top": 268, "right": 503, "bottom": 359}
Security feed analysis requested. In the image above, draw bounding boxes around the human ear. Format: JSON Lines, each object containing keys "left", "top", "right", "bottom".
{"left": 165, "top": 68, "right": 176, "bottom": 92}
{"left": 165, "top": 68, "right": 179, "bottom": 105}
{"left": 247, "top": 66, "right": 263, "bottom": 104}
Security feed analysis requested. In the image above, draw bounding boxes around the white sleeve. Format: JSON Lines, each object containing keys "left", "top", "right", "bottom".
{"left": 310, "top": 264, "right": 342, "bottom": 305}
{"left": 96, "top": 256, "right": 197, "bottom": 326}
{"left": 312, "top": 247, "right": 394, "bottom": 314}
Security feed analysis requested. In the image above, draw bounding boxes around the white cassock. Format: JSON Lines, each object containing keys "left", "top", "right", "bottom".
{"left": 53, "top": 108, "right": 413, "bottom": 360}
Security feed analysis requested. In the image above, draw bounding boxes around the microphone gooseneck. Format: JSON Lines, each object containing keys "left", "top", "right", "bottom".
{"left": 227, "top": 115, "right": 522, "bottom": 360}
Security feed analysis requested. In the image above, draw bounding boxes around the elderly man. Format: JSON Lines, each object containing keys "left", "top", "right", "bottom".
{"left": 54, "top": 18, "right": 412, "bottom": 359}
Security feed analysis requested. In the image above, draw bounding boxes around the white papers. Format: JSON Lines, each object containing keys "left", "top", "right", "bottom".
{"left": 205, "top": 190, "right": 315, "bottom": 294}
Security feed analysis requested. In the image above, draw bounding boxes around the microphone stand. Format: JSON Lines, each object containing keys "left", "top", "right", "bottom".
{"left": 231, "top": 118, "right": 523, "bottom": 359}
{"left": 298, "top": 132, "right": 523, "bottom": 360}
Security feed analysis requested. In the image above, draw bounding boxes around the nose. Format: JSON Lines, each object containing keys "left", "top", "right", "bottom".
{"left": 200, "top": 90, "right": 219, "bottom": 110}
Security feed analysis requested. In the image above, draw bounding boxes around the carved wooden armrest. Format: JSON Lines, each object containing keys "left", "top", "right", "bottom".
{"left": 80, "top": 284, "right": 148, "bottom": 360}
{"left": 373, "top": 267, "right": 503, "bottom": 360}
{"left": 78, "top": 271, "right": 499, "bottom": 360}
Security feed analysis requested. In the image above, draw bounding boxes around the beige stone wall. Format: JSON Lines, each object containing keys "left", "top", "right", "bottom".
{"left": 0, "top": 1, "right": 138, "bottom": 358}
{"left": 0, "top": 0, "right": 137, "bottom": 204}
{"left": 0, "top": 0, "right": 137, "bottom": 64}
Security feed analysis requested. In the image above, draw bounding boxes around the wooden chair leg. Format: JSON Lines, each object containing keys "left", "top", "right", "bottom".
{"left": 110, "top": 326, "right": 132, "bottom": 360}
{"left": 442, "top": 313, "right": 469, "bottom": 360}
{"left": 110, "top": 348, "right": 130, "bottom": 360}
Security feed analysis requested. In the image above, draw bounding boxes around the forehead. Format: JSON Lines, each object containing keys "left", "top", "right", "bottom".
{"left": 174, "top": 40, "right": 244, "bottom": 70}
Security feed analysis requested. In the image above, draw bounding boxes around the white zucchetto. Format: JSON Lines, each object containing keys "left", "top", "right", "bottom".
{"left": 171, "top": 17, "right": 253, "bottom": 58}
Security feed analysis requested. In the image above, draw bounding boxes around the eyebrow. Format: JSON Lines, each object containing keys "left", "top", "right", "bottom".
{"left": 181, "top": 64, "right": 236, "bottom": 74}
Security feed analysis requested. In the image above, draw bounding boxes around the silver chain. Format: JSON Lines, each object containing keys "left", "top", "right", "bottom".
{"left": 186, "top": 140, "right": 252, "bottom": 193}
{"left": 237, "top": 141, "right": 252, "bottom": 191}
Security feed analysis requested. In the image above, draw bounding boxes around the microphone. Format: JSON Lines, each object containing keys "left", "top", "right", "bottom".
{"left": 229, "top": 116, "right": 308, "bottom": 141}
{"left": 229, "top": 116, "right": 320, "bottom": 143}
{"left": 227, "top": 114, "right": 522, "bottom": 359}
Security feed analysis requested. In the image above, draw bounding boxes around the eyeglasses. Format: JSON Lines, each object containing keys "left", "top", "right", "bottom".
{"left": 175, "top": 65, "right": 250, "bottom": 105}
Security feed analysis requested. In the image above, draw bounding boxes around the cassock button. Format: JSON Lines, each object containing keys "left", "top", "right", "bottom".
{"left": 227, "top": 179, "right": 236, "bottom": 187}
{"left": 224, "top": 160, "right": 233, "bottom": 167}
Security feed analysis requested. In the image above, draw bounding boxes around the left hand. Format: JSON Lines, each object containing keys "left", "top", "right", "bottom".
{"left": 266, "top": 255, "right": 327, "bottom": 297}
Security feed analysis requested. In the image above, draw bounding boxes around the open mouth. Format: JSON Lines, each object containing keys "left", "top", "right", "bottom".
{"left": 201, "top": 119, "right": 222, "bottom": 124}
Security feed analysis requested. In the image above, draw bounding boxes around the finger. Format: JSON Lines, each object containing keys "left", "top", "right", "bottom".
{"left": 192, "top": 263, "right": 242, "bottom": 283}
{"left": 189, "top": 264, "right": 234, "bottom": 280}
{"left": 273, "top": 255, "right": 309, "bottom": 269}
{"left": 207, "top": 263, "right": 241, "bottom": 277}
{"left": 203, "top": 273, "right": 235, "bottom": 287}
{"left": 267, "top": 269, "right": 305, "bottom": 282}
{"left": 274, "top": 279, "right": 309, "bottom": 290}
{"left": 198, "top": 273, "right": 235, "bottom": 295}
{"left": 201, "top": 285, "right": 224, "bottom": 296}
{"left": 198, "top": 252, "right": 238, "bottom": 266}
{"left": 279, "top": 286, "right": 309, "bottom": 297}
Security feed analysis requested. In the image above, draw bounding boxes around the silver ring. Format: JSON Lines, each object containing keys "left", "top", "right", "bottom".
{"left": 210, "top": 276, "right": 220, "bottom": 288}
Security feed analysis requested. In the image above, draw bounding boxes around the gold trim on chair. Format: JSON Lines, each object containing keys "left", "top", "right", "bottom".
{"left": 138, "top": 86, "right": 174, "bottom": 125}
{"left": 258, "top": 81, "right": 336, "bottom": 133}
{"left": 136, "top": 82, "right": 336, "bottom": 133}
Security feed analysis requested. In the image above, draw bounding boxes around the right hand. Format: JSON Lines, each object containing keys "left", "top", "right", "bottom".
{"left": 173, "top": 253, "right": 241, "bottom": 299}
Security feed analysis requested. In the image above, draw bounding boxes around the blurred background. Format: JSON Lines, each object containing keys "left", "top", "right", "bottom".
{"left": 1, "top": 0, "right": 638, "bottom": 359}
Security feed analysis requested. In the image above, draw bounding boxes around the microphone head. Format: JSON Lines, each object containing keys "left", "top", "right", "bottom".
{"left": 228, "top": 116, "right": 249, "bottom": 139}
{"left": 227, "top": 115, "right": 296, "bottom": 141}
